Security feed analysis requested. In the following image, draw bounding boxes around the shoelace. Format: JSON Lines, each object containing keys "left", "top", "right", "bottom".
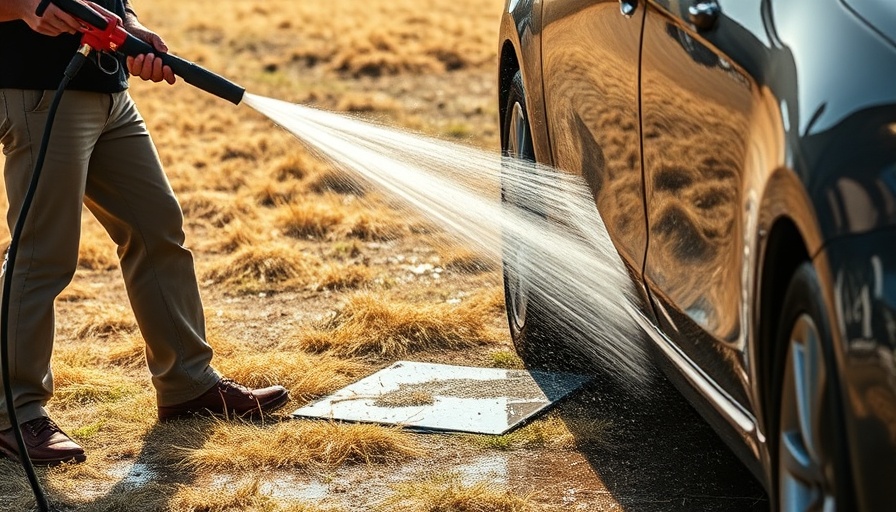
{"left": 218, "top": 378, "right": 255, "bottom": 397}
{"left": 25, "top": 417, "right": 58, "bottom": 437}
{"left": 216, "top": 379, "right": 263, "bottom": 422}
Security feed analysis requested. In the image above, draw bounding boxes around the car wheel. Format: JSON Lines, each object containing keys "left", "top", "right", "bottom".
{"left": 500, "top": 71, "right": 564, "bottom": 370}
{"left": 775, "top": 263, "right": 851, "bottom": 511}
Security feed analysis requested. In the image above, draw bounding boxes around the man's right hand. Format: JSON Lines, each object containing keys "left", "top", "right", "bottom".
{"left": 17, "top": 0, "right": 82, "bottom": 36}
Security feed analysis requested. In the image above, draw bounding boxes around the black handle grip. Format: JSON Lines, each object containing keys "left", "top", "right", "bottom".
{"left": 120, "top": 35, "right": 245, "bottom": 105}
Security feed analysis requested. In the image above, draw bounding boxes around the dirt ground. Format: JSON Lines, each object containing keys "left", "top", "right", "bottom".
{"left": 1, "top": 0, "right": 768, "bottom": 510}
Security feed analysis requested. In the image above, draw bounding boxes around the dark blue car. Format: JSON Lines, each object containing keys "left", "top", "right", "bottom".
{"left": 498, "top": 1, "right": 896, "bottom": 509}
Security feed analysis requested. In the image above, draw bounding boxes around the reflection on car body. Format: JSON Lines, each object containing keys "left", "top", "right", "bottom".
{"left": 498, "top": 0, "right": 896, "bottom": 509}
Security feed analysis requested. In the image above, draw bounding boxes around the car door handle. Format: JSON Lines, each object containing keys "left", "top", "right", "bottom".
{"left": 620, "top": 0, "right": 638, "bottom": 17}
{"left": 688, "top": 0, "right": 720, "bottom": 30}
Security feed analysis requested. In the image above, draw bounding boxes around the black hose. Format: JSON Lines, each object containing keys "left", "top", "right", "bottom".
{"left": 1, "top": 46, "right": 90, "bottom": 512}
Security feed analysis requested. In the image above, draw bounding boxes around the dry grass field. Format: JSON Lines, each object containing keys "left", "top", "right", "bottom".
{"left": 0, "top": 0, "right": 613, "bottom": 510}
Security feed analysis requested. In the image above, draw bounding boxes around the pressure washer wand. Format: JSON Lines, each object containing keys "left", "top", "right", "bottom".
{"left": 36, "top": 0, "right": 245, "bottom": 104}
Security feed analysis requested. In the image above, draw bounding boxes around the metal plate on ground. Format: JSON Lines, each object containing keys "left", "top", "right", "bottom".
{"left": 291, "top": 361, "right": 591, "bottom": 435}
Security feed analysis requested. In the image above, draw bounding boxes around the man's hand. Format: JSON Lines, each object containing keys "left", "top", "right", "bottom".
{"left": 121, "top": 11, "right": 175, "bottom": 84}
{"left": 16, "top": 0, "right": 81, "bottom": 36}
{"left": 127, "top": 52, "right": 176, "bottom": 85}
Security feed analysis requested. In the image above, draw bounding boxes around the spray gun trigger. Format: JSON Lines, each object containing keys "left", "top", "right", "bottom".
{"left": 94, "top": 51, "right": 121, "bottom": 75}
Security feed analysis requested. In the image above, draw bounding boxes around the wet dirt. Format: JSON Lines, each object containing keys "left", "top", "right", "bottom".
{"left": 211, "top": 379, "right": 766, "bottom": 511}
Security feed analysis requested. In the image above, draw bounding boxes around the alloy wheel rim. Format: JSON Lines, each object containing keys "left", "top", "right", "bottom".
{"left": 506, "top": 101, "right": 532, "bottom": 332}
{"left": 779, "top": 313, "right": 836, "bottom": 512}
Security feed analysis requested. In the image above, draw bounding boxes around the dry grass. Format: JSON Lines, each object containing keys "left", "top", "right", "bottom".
{"left": 297, "top": 292, "right": 500, "bottom": 358}
{"left": 181, "top": 191, "right": 255, "bottom": 228}
{"left": 439, "top": 247, "right": 496, "bottom": 275}
{"left": 381, "top": 473, "right": 534, "bottom": 512}
{"left": 50, "top": 361, "right": 140, "bottom": 407}
{"left": 104, "top": 332, "right": 149, "bottom": 368}
{"left": 311, "top": 262, "right": 374, "bottom": 291}
{"left": 74, "top": 305, "right": 139, "bottom": 339}
{"left": 340, "top": 208, "right": 406, "bottom": 241}
{"left": 207, "top": 221, "right": 262, "bottom": 254}
{"left": 57, "top": 281, "right": 98, "bottom": 302}
{"left": 161, "top": 0, "right": 500, "bottom": 83}
{"left": 170, "top": 481, "right": 336, "bottom": 512}
{"left": 254, "top": 181, "right": 302, "bottom": 208}
{"left": 202, "top": 244, "right": 315, "bottom": 293}
{"left": 182, "top": 421, "right": 422, "bottom": 471}
{"left": 212, "top": 351, "right": 364, "bottom": 402}
{"left": 77, "top": 240, "right": 119, "bottom": 271}
{"left": 77, "top": 214, "right": 118, "bottom": 271}
{"left": 277, "top": 199, "right": 345, "bottom": 239}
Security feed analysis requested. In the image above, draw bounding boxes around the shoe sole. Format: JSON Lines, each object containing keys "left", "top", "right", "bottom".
{"left": 0, "top": 443, "right": 86, "bottom": 466}
{"left": 257, "top": 390, "right": 290, "bottom": 415}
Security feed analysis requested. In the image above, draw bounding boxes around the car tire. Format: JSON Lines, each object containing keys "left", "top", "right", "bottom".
{"left": 774, "top": 262, "right": 853, "bottom": 511}
{"left": 500, "top": 71, "right": 571, "bottom": 371}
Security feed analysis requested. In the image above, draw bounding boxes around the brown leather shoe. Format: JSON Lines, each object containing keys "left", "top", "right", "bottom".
{"left": 157, "top": 378, "right": 289, "bottom": 422}
{"left": 0, "top": 416, "right": 86, "bottom": 466}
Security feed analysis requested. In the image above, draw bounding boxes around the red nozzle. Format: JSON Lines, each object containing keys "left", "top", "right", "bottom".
{"left": 75, "top": 6, "right": 127, "bottom": 52}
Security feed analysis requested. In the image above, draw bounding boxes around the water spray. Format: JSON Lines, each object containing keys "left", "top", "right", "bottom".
{"left": 4, "top": 3, "right": 652, "bottom": 509}
{"left": 244, "top": 94, "right": 652, "bottom": 383}
{"left": 1, "top": 1, "right": 247, "bottom": 509}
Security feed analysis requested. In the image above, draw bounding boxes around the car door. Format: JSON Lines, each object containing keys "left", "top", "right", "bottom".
{"left": 540, "top": 0, "right": 648, "bottom": 282}
{"left": 640, "top": 0, "right": 771, "bottom": 412}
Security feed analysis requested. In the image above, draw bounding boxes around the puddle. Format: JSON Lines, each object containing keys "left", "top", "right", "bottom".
{"left": 187, "top": 447, "right": 616, "bottom": 511}
{"left": 209, "top": 472, "right": 329, "bottom": 501}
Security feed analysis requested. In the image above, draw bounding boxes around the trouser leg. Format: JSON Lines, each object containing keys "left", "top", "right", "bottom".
{"left": 0, "top": 89, "right": 103, "bottom": 429}
{"left": 83, "top": 91, "right": 218, "bottom": 406}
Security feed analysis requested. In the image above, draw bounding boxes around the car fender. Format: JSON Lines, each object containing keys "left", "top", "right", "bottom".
{"left": 499, "top": 0, "right": 553, "bottom": 167}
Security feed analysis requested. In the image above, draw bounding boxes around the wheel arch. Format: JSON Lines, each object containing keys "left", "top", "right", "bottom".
{"left": 498, "top": 40, "right": 521, "bottom": 151}
{"left": 756, "top": 216, "right": 810, "bottom": 446}
{"left": 753, "top": 162, "right": 826, "bottom": 445}
{"left": 497, "top": 0, "right": 552, "bottom": 166}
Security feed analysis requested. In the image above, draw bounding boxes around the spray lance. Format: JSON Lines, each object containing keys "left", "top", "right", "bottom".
{"left": 1, "top": 1, "right": 246, "bottom": 509}
{"left": 37, "top": 0, "right": 245, "bottom": 104}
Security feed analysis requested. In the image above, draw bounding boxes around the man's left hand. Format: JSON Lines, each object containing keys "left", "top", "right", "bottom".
{"left": 121, "top": 12, "right": 175, "bottom": 84}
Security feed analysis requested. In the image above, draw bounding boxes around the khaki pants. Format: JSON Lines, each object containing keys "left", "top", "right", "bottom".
{"left": 0, "top": 89, "right": 219, "bottom": 429}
